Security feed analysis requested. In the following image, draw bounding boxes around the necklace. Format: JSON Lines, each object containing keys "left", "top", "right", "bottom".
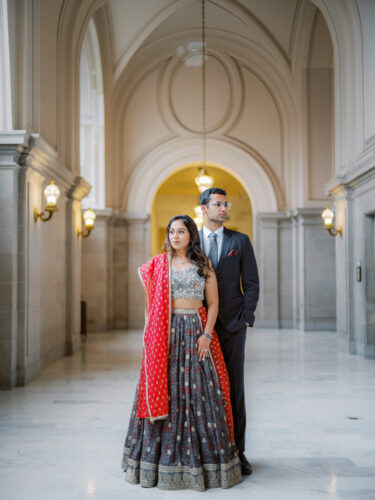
{"left": 172, "top": 255, "right": 192, "bottom": 270}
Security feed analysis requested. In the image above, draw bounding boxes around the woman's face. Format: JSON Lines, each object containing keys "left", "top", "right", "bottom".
{"left": 169, "top": 219, "right": 190, "bottom": 253}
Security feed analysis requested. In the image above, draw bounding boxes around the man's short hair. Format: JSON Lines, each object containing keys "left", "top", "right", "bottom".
{"left": 200, "top": 187, "right": 227, "bottom": 205}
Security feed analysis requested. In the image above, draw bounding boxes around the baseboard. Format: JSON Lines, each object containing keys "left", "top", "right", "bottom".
{"left": 0, "top": 369, "right": 17, "bottom": 390}
{"left": 364, "top": 344, "right": 375, "bottom": 359}
{"left": 302, "top": 320, "right": 336, "bottom": 331}
{"left": 255, "top": 319, "right": 280, "bottom": 328}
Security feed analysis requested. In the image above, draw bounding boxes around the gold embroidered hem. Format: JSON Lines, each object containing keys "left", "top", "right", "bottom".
{"left": 121, "top": 310, "right": 242, "bottom": 491}
{"left": 122, "top": 450, "right": 243, "bottom": 491}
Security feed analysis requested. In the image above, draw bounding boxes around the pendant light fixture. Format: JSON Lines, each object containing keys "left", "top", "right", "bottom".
{"left": 195, "top": 0, "right": 213, "bottom": 195}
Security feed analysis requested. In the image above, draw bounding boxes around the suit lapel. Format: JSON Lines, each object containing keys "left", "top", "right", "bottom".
{"left": 218, "top": 227, "right": 232, "bottom": 265}
{"left": 200, "top": 226, "right": 232, "bottom": 265}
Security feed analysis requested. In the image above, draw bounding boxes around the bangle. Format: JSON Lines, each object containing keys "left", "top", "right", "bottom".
{"left": 202, "top": 331, "right": 212, "bottom": 340}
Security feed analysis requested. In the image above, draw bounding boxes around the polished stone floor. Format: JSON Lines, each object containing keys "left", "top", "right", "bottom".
{"left": 1, "top": 328, "right": 375, "bottom": 500}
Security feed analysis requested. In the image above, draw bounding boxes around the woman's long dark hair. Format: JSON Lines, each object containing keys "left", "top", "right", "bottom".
{"left": 164, "top": 215, "right": 211, "bottom": 278}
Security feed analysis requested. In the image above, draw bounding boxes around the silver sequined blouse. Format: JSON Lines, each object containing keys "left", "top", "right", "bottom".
{"left": 171, "top": 265, "right": 205, "bottom": 301}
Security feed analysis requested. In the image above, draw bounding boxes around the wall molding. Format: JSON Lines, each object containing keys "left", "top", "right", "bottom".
{"left": 123, "top": 136, "right": 280, "bottom": 218}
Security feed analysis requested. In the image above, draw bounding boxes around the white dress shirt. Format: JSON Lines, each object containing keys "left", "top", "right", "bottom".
{"left": 202, "top": 225, "right": 224, "bottom": 262}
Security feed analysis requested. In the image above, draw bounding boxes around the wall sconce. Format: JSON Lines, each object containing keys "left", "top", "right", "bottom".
{"left": 321, "top": 206, "right": 342, "bottom": 236}
{"left": 78, "top": 208, "right": 96, "bottom": 238}
{"left": 34, "top": 180, "right": 61, "bottom": 222}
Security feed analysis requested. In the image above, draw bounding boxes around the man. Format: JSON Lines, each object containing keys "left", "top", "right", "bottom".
{"left": 199, "top": 187, "right": 259, "bottom": 475}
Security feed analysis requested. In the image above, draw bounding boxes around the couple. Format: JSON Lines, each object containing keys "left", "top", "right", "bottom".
{"left": 122, "top": 187, "right": 259, "bottom": 491}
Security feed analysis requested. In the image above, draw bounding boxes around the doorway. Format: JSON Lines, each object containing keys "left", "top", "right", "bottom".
{"left": 151, "top": 163, "right": 253, "bottom": 256}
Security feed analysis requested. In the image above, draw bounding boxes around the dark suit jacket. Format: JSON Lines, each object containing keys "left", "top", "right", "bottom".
{"left": 199, "top": 227, "right": 259, "bottom": 333}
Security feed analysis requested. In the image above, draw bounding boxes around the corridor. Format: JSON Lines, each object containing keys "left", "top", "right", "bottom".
{"left": 1, "top": 328, "right": 374, "bottom": 500}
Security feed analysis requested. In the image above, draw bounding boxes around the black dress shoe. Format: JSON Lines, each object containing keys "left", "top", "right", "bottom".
{"left": 239, "top": 452, "right": 253, "bottom": 475}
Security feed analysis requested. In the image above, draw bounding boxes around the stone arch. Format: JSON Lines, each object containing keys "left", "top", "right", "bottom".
{"left": 308, "top": 0, "right": 364, "bottom": 173}
{"left": 123, "top": 137, "right": 281, "bottom": 218}
{"left": 57, "top": 0, "right": 98, "bottom": 171}
{"left": 110, "top": 29, "right": 297, "bottom": 209}
{"left": 56, "top": 0, "right": 194, "bottom": 175}
{"left": 56, "top": 0, "right": 364, "bottom": 200}
{"left": 79, "top": 19, "right": 105, "bottom": 208}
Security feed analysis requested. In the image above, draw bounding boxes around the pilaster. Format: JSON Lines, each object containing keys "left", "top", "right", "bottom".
{"left": 293, "top": 208, "right": 336, "bottom": 331}
{"left": 1, "top": 131, "right": 91, "bottom": 388}
{"left": 0, "top": 0, "right": 13, "bottom": 129}
{"left": 125, "top": 213, "right": 150, "bottom": 329}
{"left": 66, "top": 176, "right": 91, "bottom": 354}
{"left": 0, "top": 132, "right": 26, "bottom": 388}
{"left": 328, "top": 165, "right": 375, "bottom": 357}
{"left": 255, "top": 208, "right": 336, "bottom": 332}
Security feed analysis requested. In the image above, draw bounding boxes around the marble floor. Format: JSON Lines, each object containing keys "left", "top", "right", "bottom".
{"left": 1, "top": 328, "right": 375, "bottom": 500}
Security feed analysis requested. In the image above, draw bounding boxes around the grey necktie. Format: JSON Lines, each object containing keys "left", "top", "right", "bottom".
{"left": 208, "top": 232, "right": 218, "bottom": 268}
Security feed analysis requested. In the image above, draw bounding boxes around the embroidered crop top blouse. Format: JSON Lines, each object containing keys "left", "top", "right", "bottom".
{"left": 171, "top": 264, "right": 205, "bottom": 301}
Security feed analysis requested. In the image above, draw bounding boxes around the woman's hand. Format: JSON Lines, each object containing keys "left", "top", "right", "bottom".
{"left": 197, "top": 335, "right": 211, "bottom": 361}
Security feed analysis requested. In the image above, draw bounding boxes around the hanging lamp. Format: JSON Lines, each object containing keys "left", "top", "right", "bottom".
{"left": 195, "top": 0, "right": 213, "bottom": 195}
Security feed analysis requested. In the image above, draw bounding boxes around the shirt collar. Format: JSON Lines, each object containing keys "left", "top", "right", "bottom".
{"left": 203, "top": 225, "right": 224, "bottom": 238}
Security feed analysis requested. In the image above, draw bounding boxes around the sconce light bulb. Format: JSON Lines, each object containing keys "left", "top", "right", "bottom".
{"left": 83, "top": 209, "right": 96, "bottom": 229}
{"left": 321, "top": 206, "right": 334, "bottom": 227}
{"left": 44, "top": 180, "right": 61, "bottom": 208}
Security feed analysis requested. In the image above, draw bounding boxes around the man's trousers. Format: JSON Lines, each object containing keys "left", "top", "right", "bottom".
{"left": 215, "top": 323, "right": 247, "bottom": 454}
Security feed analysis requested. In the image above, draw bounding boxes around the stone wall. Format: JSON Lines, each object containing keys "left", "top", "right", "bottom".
{"left": 0, "top": 132, "right": 90, "bottom": 388}
{"left": 255, "top": 209, "right": 336, "bottom": 331}
{"left": 81, "top": 212, "right": 149, "bottom": 331}
{"left": 328, "top": 165, "right": 375, "bottom": 358}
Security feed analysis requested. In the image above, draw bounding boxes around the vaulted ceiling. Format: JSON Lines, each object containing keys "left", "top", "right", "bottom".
{"left": 107, "top": 0, "right": 304, "bottom": 80}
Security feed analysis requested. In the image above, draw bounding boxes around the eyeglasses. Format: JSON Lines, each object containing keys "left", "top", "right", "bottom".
{"left": 206, "top": 201, "right": 232, "bottom": 210}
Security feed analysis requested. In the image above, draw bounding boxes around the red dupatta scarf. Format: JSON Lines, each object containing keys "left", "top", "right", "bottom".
{"left": 137, "top": 252, "right": 235, "bottom": 443}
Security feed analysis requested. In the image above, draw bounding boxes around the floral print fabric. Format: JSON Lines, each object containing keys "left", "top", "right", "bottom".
{"left": 171, "top": 265, "right": 205, "bottom": 300}
{"left": 137, "top": 253, "right": 170, "bottom": 419}
{"left": 122, "top": 310, "right": 242, "bottom": 491}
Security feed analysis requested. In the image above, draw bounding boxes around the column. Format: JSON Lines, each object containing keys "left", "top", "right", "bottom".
{"left": 329, "top": 168, "right": 375, "bottom": 357}
{"left": 66, "top": 177, "right": 91, "bottom": 354}
{"left": 255, "top": 209, "right": 336, "bottom": 331}
{"left": 0, "top": 0, "right": 13, "bottom": 129}
{"left": 255, "top": 213, "right": 281, "bottom": 328}
{"left": 0, "top": 132, "right": 26, "bottom": 388}
{"left": 80, "top": 209, "right": 129, "bottom": 332}
{"left": 112, "top": 215, "right": 128, "bottom": 329}
{"left": 294, "top": 208, "right": 336, "bottom": 331}
{"left": 81, "top": 209, "right": 115, "bottom": 332}
{"left": 125, "top": 213, "right": 150, "bottom": 329}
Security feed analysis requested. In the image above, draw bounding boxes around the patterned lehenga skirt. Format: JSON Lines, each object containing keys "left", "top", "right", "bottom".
{"left": 122, "top": 308, "right": 243, "bottom": 491}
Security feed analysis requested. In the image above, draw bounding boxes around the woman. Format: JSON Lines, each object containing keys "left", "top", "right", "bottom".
{"left": 122, "top": 215, "right": 242, "bottom": 491}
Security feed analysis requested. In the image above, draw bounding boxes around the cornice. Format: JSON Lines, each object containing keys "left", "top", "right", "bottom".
{"left": 18, "top": 134, "right": 77, "bottom": 191}
{"left": 292, "top": 207, "right": 322, "bottom": 217}
{"left": 0, "top": 131, "right": 28, "bottom": 164}
{"left": 0, "top": 131, "right": 91, "bottom": 201}
{"left": 325, "top": 164, "right": 375, "bottom": 197}
{"left": 0, "top": 130, "right": 28, "bottom": 145}
{"left": 123, "top": 212, "right": 150, "bottom": 222}
{"left": 67, "top": 176, "right": 92, "bottom": 201}
{"left": 90, "top": 209, "right": 132, "bottom": 226}
{"left": 256, "top": 211, "right": 291, "bottom": 221}
{"left": 256, "top": 208, "right": 323, "bottom": 228}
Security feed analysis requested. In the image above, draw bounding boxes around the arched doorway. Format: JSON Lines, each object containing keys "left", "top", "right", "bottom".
{"left": 124, "top": 138, "right": 279, "bottom": 327}
{"left": 151, "top": 162, "right": 253, "bottom": 256}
